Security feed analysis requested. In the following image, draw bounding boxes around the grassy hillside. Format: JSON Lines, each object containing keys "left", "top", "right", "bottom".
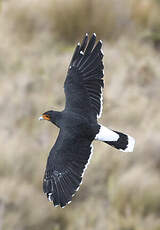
{"left": 0, "top": 1, "right": 160, "bottom": 230}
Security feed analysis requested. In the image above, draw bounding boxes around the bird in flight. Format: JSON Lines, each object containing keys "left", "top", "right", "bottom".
{"left": 39, "top": 33, "right": 135, "bottom": 208}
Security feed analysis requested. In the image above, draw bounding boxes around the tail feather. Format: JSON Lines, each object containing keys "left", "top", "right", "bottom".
{"left": 95, "top": 125, "right": 135, "bottom": 152}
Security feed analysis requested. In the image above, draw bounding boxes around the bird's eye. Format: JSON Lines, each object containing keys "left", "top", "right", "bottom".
{"left": 44, "top": 114, "right": 49, "bottom": 118}
{"left": 42, "top": 114, "right": 50, "bottom": 120}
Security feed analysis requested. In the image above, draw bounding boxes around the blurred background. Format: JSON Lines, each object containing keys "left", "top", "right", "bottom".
{"left": 0, "top": 0, "right": 160, "bottom": 229}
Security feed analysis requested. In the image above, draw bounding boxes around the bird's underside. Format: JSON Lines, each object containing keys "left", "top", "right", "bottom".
{"left": 40, "top": 33, "right": 135, "bottom": 208}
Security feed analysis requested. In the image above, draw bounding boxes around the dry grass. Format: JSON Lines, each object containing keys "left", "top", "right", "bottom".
{"left": 49, "top": 0, "right": 160, "bottom": 42}
{"left": 0, "top": 0, "right": 160, "bottom": 230}
{"left": 48, "top": 0, "right": 124, "bottom": 42}
{"left": 2, "top": 0, "right": 160, "bottom": 43}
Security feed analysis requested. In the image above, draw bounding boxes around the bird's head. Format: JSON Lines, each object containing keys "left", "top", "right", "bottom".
{"left": 39, "top": 110, "right": 54, "bottom": 122}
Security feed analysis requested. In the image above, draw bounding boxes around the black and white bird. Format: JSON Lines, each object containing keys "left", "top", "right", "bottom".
{"left": 39, "top": 33, "right": 135, "bottom": 208}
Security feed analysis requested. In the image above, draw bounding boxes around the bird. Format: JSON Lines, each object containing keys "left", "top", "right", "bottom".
{"left": 39, "top": 33, "right": 135, "bottom": 208}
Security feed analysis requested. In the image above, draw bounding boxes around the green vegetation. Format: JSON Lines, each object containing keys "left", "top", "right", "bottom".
{"left": 0, "top": 0, "right": 160, "bottom": 229}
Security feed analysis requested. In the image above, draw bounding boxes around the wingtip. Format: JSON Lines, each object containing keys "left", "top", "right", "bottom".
{"left": 80, "top": 50, "right": 84, "bottom": 55}
{"left": 101, "top": 49, "right": 104, "bottom": 55}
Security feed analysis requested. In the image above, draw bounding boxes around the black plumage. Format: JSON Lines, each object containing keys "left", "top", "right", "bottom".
{"left": 64, "top": 33, "right": 104, "bottom": 119}
{"left": 39, "top": 33, "right": 135, "bottom": 208}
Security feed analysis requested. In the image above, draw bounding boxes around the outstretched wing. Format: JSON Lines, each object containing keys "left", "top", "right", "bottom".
{"left": 43, "top": 130, "right": 93, "bottom": 208}
{"left": 64, "top": 33, "right": 104, "bottom": 120}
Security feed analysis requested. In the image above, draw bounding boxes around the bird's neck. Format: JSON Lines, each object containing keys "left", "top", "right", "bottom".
{"left": 51, "top": 111, "right": 62, "bottom": 128}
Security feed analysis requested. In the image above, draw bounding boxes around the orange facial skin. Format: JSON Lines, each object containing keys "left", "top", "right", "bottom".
{"left": 42, "top": 114, "right": 50, "bottom": 121}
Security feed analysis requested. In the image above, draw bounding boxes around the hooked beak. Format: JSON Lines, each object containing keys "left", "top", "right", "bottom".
{"left": 38, "top": 114, "right": 50, "bottom": 121}
{"left": 39, "top": 116, "right": 44, "bottom": 121}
